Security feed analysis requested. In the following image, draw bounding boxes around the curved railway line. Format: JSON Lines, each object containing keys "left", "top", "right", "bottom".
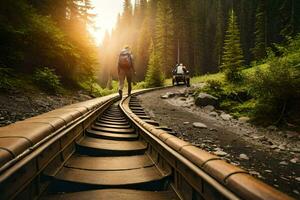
{"left": 0, "top": 89, "right": 294, "bottom": 200}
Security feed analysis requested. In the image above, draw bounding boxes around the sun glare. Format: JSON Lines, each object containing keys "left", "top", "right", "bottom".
{"left": 90, "top": 0, "right": 136, "bottom": 45}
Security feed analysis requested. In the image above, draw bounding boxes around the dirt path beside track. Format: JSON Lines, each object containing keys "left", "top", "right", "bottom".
{"left": 138, "top": 86, "right": 300, "bottom": 198}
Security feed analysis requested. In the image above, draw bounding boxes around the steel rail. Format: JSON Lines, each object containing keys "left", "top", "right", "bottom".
{"left": 0, "top": 87, "right": 295, "bottom": 200}
{"left": 119, "top": 91, "right": 294, "bottom": 200}
{"left": 0, "top": 93, "right": 119, "bottom": 200}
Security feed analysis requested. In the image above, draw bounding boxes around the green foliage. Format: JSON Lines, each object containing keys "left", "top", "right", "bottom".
{"left": 155, "top": 1, "right": 175, "bottom": 77}
{"left": 202, "top": 80, "right": 251, "bottom": 103}
{"left": 192, "top": 69, "right": 255, "bottom": 119}
{"left": 191, "top": 73, "right": 225, "bottom": 84}
{"left": 252, "top": 0, "right": 267, "bottom": 60}
{"left": 248, "top": 35, "right": 300, "bottom": 123}
{"left": 230, "top": 99, "right": 256, "bottom": 118}
{"left": 133, "top": 81, "right": 147, "bottom": 89}
{"left": 213, "top": 0, "right": 225, "bottom": 68}
{"left": 33, "top": 67, "right": 61, "bottom": 93}
{"left": 206, "top": 79, "right": 223, "bottom": 92}
{"left": 0, "top": 67, "right": 13, "bottom": 91}
{"left": 279, "top": 0, "right": 296, "bottom": 38}
{"left": 0, "top": 0, "right": 98, "bottom": 86}
{"left": 100, "top": 0, "right": 300, "bottom": 83}
{"left": 221, "top": 10, "right": 245, "bottom": 82}
{"left": 145, "top": 41, "right": 164, "bottom": 87}
{"left": 136, "top": 16, "right": 152, "bottom": 80}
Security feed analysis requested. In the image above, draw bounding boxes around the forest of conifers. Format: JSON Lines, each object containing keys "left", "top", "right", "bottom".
{"left": 0, "top": 0, "right": 299, "bottom": 124}
{"left": 0, "top": 0, "right": 97, "bottom": 85}
{"left": 100, "top": 0, "right": 300, "bottom": 84}
{"left": 0, "top": 0, "right": 300, "bottom": 86}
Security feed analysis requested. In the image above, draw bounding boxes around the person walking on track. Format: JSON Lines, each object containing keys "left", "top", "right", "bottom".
{"left": 118, "top": 46, "right": 135, "bottom": 98}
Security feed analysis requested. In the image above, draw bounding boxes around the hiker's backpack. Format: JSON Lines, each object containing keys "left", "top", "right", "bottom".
{"left": 119, "top": 53, "right": 132, "bottom": 69}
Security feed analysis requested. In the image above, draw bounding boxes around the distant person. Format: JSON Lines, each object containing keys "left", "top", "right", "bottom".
{"left": 173, "top": 63, "right": 187, "bottom": 75}
{"left": 118, "top": 46, "right": 135, "bottom": 98}
{"left": 172, "top": 63, "right": 179, "bottom": 75}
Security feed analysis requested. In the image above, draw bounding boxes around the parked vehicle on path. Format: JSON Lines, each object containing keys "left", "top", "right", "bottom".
{"left": 172, "top": 63, "right": 190, "bottom": 87}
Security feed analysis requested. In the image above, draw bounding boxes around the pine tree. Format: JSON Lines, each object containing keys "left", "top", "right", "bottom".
{"left": 252, "top": 0, "right": 267, "bottom": 60}
{"left": 214, "top": 0, "right": 225, "bottom": 68}
{"left": 280, "top": 0, "right": 295, "bottom": 38}
{"left": 80, "top": 0, "right": 96, "bottom": 27}
{"left": 221, "top": 10, "right": 244, "bottom": 82}
{"left": 123, "top": 0, "right": 133, "bottom": 23}
{"left": 145, "top": 40, "right": 164, "bottom": 87}
{"left": 188, "top": 0, "right": 205, "bottom": 75}
{"left": 136, "top": 15, "right": 152, "bottom": 80}
{"left": 122, "top": 0, "right": 133, "bottom": 32}
{"left": 155, "top": 1, "right": 175, "bottom": 77}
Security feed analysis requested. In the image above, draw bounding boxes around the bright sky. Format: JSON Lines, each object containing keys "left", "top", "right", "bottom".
{"left": 90, "top": 0, "right": 135, "bottom": 45}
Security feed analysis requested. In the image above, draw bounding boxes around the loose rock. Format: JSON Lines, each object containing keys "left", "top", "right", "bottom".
{"left": 161, "top": 92, "right": 175, "bottom": 99}
{"left": 203, "top": 105, "right": 215, "bottom": 113}
{"left": 267, "top": 125, "right": 277, "bottom": 131}
{"left": 220, "top": 113, "right": 232, "bottom": 121}
{"left": 203, "top": 139, "right": 213, "bottom": 143}
{"left": 214, "top": 150, "right": 228, "bottom": 157}
{"left": 239, "top": 116, "right": 250, "bottom": 123}
{"left": 15, "top": 97, "right": 27, "bottom": 102}
{"left": 293, "top": 190, "right": 299, "bottom": 195}
{"left": 213, "top": 147, "right": 228, "bottom": 157}
{"left": 195, "top": 93, "right": 218, "bottom": 107}
{"left": 193, "top": 122, "right": 208, "bottom": 129}
{"left": 249, "top": 171, "right": 262, "bottom": 178}
{"left": 290, "top": 158, "right": 298, "bottom": 164}
{"left": 278, "top": 144, "right": 286, "bottom": 150}
{"left": 239, "top": 154, "right": 249, "bottom": 160}
{"left": 279, "top": 161, "right": 288, "bottom": 165}
{"left": 285, "top": 131, "right": 299, "bottom": 139}
{"left": 209, "top": 111, "right": 218, "bottom": 117}
{"left": 291, "top": 148, "right": 300, "bottom": 153}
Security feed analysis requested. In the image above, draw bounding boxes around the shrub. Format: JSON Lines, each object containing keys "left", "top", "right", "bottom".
{"left": 248, "top": 34, "right": 300, "bottom": 124}
{"left": 206, "top": 79, "right": 223, "bottom": 91}
{"left": 249, "top": 58, "right": 300, "bottom": 123}
{"left": 133, "top": 81, "right": 147, "bottom": 89}
{"left": 197, "top": 74, "right": 253, "bottom": 118}
{"left": 33, "top": 67, "right": 61, "bottom": 93}
{"left": 145, "top": 41, "right": 164, "bottom": 88}
{"left": 224, "top": 69, "right": 244, "bottom": 83}
{"left": 0, "top": 67, "right": 13, "bottom": 91}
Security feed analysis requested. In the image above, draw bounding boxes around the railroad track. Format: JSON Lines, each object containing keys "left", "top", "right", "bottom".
{"left": 0, "top": 89, "right": 294, "bottom": 200}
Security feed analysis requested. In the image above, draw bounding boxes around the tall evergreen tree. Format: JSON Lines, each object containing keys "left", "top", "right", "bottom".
{"left": 136, "top": 11, "right": 152, "bottom": 80}
{"left": 252, "top": 0, "right": 267, "bottom": 60}
{"left": 280, "top": 0, "right": 295, "bottom": 38}
{"left": 123, "top": 0, "right": 133, "bottom": 23}
{"left": 214, "top": 0, "right": 225, "bottom": 68}
{"left": 188, "top": 0, "right": 206, "bottom": 74}
{"left": 99, "top": 0, "right": 300, "bottom": 85}
{"left": 145, "top": 40, "right": 164, "bottom": 87}
{"left": 155, "top": 0, "right": 175, "bottom": 77}
{"left": 117, "top": 0, "right": 133, "bottom": 47}
{"left": 221, "top": 10, "right": 244, "bottom": 82}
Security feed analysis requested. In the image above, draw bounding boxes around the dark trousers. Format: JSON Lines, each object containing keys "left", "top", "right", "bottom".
{"left": 118, "top": 67, "right": 132, "bottom": 95}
